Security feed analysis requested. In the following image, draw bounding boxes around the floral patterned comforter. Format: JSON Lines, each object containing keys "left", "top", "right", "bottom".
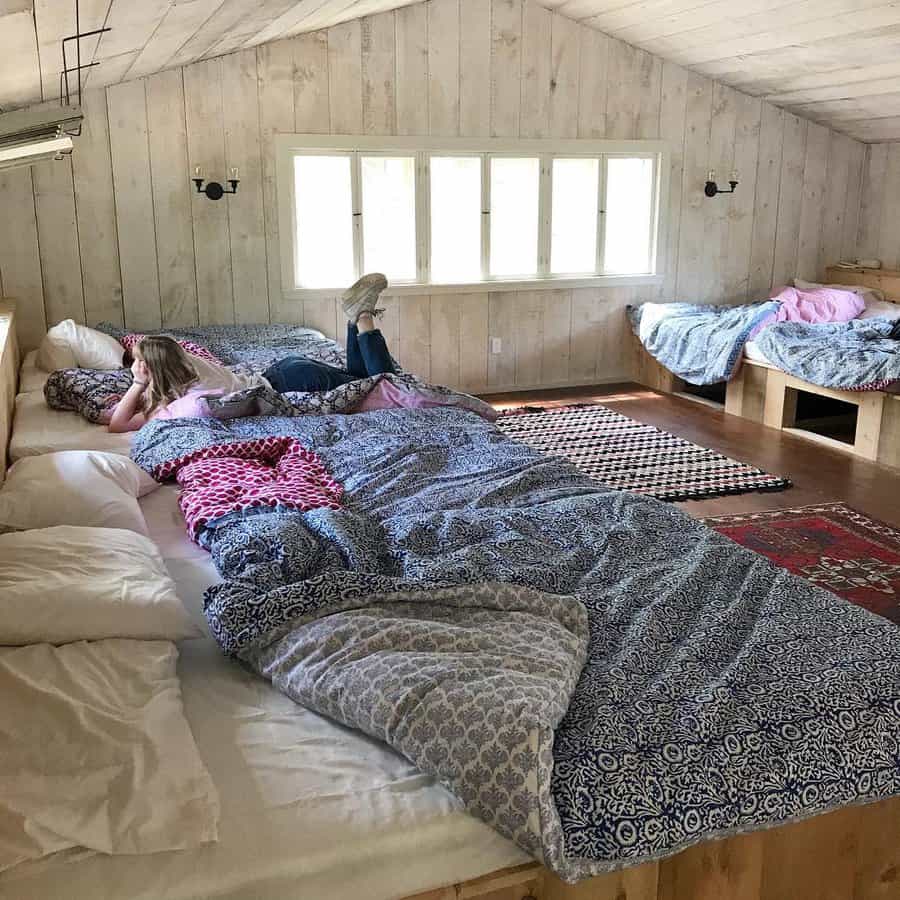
{"left": 132, "top": 407, "right": 900, "bottom": 882}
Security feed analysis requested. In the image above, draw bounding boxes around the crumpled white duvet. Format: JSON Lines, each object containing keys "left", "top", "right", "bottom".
{"left": 0, "top": 639, "right": 219, "bottom": 872}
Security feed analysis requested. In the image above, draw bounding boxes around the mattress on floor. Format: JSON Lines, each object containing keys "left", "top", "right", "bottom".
{"left": 19, "top": 351, "right": 48, "bottom": 395}
{"left": 0, "top": 486, "right": 528, "bottom": 900}
{"left": 9, "top": 390, "right": 132, "bottom": 462}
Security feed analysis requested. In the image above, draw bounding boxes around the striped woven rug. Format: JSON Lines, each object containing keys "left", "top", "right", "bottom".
{"left": 496, "top": 404, "right": 792, "bottom": 502}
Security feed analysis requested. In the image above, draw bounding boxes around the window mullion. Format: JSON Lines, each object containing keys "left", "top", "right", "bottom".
{"left": 538, "top": 155, "right": 552, "bottom": 278}
{"left": 351, "top": 152, "right": 363, "bottom": 280}
{"left": 481, "top": 154, "right": 491, "bottom": 280}
{"left": 597, "top": 155, "right": 608, "bottom": 276}
{"left": 416, "top": 152, "right": 430, "bottom": 284}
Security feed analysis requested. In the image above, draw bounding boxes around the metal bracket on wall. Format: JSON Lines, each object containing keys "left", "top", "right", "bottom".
{"left": 58, "top": 0, "right": 112, "bottom": 135}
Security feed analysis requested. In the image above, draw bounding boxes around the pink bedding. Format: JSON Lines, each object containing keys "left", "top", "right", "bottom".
{"left": 159, "top": 437, "right": 344, "bottom": 541}
{"left": 750, "top": 286, "right": 866, "bottom": 338}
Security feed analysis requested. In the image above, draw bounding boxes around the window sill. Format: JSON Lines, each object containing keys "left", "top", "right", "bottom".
{"left": 283, "top": 273, "right": 663, "bottom": 300}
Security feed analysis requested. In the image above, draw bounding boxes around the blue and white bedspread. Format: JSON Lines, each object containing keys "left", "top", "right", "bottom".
{"left": 132, "top": 408, "right": 900, "bottom": 881}
{"left": 755, "top": 319, "right": 900, "bottom": 391}
{"left": 628, "top": 302, "right": 778, "bottom": 385}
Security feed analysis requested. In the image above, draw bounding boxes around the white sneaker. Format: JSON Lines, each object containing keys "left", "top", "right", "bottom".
{"left": 342, "top": 273, "right": 388, "bottom": 322}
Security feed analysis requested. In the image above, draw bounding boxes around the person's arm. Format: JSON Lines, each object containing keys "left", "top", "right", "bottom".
{"left": 108, "top": 359, "right": 151, "bottom": 433}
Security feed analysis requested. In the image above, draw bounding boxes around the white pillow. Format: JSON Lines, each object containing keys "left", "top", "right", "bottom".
{"left": 859, "top": 297, "right": 900, "bottom": 322}
{"left": 0, "top": 526, "right": 200, "bottom": 643}
{"left": 793, "top": 278, "right": 885, "bottom": 303}
{"left": 0, "top": 450, "right": 157, "bottom": 535}
{"left": 37, "top": 319, "right": 125, "bottom": 372}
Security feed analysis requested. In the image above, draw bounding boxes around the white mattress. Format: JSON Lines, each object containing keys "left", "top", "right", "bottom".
{"left": 9, "top": 390, "right": 133, "bottom": 462}
{"left": 2, "top": 486, "right": 527, "bottom": 900}
{"left": 743, "top": 339, "right": 773, "bottom": 366}
{"left": 19, "top": 351, "right": 48, "bottom": 394}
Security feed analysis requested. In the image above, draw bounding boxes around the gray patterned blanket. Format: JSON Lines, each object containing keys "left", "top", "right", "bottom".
{"left": 132, "top": 408, "right": 900, "bottom": 881}
{"left": 755, "top": 319, "right": 900, "bottom": 391}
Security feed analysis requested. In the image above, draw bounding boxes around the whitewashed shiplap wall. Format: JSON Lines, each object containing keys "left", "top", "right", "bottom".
{"left": 857, "top": 142, "right": 900, "bottom": 271}
{"left": 0, "top": 0, "right": 866, "bottom": 392}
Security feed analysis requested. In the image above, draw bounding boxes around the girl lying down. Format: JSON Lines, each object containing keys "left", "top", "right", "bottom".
{"left": 109, "top": 274, "right": 392, "bottom": 433}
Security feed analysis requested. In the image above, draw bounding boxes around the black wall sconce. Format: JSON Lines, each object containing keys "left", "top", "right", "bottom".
{"left": 705, "top": 169, "right": 739, "bottom": 198}
{"left": 193, "top": 166, "right": 240, "bottom": 200}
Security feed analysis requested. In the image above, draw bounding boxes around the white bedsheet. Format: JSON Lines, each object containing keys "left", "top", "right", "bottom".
{"left": 1, "top": 487, "right": 528, "bottom": 900}
{"left": 9, "top": 391, "right": 132, "bottom": 462}
{"left": 743, "top": 339, "right": 773, "bottom": 366}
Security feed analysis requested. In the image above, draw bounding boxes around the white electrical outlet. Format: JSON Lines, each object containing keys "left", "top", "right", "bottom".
{"left": 490, "top": 337, "right": 502, "bottom": 354}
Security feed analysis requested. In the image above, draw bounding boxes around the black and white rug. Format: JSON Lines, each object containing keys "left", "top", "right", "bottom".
{"left": 497, "top": 404, "right": 792, "bottom": 502}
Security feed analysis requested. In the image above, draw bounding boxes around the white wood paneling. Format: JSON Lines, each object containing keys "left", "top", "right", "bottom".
{"left": 107, "top": 78, "right": 161, "bottom": 330}
{"left": 0, "top": 0, "right": 872, "bottom": 391}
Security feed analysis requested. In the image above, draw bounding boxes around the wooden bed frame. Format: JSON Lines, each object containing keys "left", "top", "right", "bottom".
{"left": 1, "top": 300, "right": 898, "bottom": 900}
{"left": 632, "top": 267, "right": 900, "bottom": 470}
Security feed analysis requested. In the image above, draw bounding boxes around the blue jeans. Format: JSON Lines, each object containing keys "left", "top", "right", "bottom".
{"left": 264, "top": 323, "right": 396, "bottom": 392}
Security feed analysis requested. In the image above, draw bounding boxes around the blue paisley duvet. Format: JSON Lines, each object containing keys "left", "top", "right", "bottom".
{"left": 132, "top": 408, "right": 900, "bottom": 882}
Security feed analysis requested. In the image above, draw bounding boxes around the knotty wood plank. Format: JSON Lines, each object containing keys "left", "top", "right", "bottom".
{"left": 675, "top": 71, "right": 712, "bottom": 301}
{"left": 636, "top": 50, "right": 662, "bottom": 139}
{"left": 146, "top": 69, "right": 198, "bottom": 328}
{"left": 841, "top": 139, "right": 864, "bottom": 263}
{"left": 328, "top": 19, "right": 364, "bottom": 134}
{"left": 0, "top": 9, "right": 41, "bottom": 109}
{"left": 399, "top": 294, "right": 431, "bottom": 380}
{"left": 877, "top": 143, "right": 900, "bottom": 270}
{"left": 429, "top": 294, "right": 461, "bottom": 388}
{"left": 857, "top": 143, "right": 888, "bottom": 263}
{"left": 514, "top": 290, "right": 544, "bottom": 384}
{"left": 771, "top": 111, "right": 807, "bottom": 289}
{"left": 658, "top": 61, "right": 687, "bottom": 300}
{"left": 459, "top": 0, "right": 491, "bottom": 137}
{"left": 549, "top": 12, "right": 580, "bottom": 139}
{"left": 293, "top": 30, "right": 331, "bottom": 133}
{"left": 361, "top": 11, "right": 396, "bottom": 135}
{"left": 605, "top": 37, "right": 638, "bottom": 140}
{"left": 520, "top": 1, "right": 553, "bottom": 138}
{"left": 540, "top": 290, "right": 572, "bottom": 383}
{"left": 577, "top": 25, "right": 609, "bottom": 138}
{"left": 31, "top": 157, "right": 86, "bottom": 328}
{"left": 222, "top": 48, "right": 269, "bottom": 323}
{"left": 184, "top": 56, "right": 235, "bottom": 324}
{"left": 490, "top": 0, "right": 523, "bottom": 139}
{"left": 820, "top": 132, "right": 853, "bottom": 268}
{"left": 487, "top": 292, "right": 516, "bottom": 387}
{"left": 71, "top": 87, "right": 124, "bottom": 328}
{"left": 427, "top": 0, "right": 460, "bottom": 137}
{"left": 724, "top": 91, "right": 761, "bottom": 302}
{"left": 747, "top": 103, "right": 783, "bottom": 299}
{"left": 395, "top": 3, "right": 428, "bottom": 135}
{"left": 0, "top": 168, "right": 46, "bottom": 352}
{"left": 458, "top": 293, "right": 489, "bottom": 391}
{"left": 795, "top": 121, "right": 829, "bottom": 282}
{"left": 258, "top": 37, "right": 297, "bottom": 323}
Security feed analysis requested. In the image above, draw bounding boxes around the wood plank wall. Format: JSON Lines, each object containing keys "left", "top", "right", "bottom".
{"left": 857, "top": 142, "right": 900, "bottom": 270}
{"left": 0, "top": 0, "right": 866, "bottom": 393}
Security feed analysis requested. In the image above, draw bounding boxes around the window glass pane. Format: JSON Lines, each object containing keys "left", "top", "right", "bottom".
{"left": 294, "top": 155, "right": 354, "bottom": 288}
{"left": 490, "top": 157, "right": 539, "bottom": 277}
{"left": 603, "top": 157, "right": 655, "bottom": 275}
{"left": 430, "top": 156, "right": 482, "bottom": 283}
{"left": 551, "top": 158, "right": 599, "bottom": 274}
{"left": 361, "top": 155, "right": 417, "bottom": 281}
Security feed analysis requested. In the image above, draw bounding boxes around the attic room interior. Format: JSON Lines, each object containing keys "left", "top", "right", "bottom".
{"left": 1, "top": 1, "right": 899, "bottom": 898}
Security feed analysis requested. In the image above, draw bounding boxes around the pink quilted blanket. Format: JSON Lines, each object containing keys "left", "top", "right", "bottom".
{"left": 158, "top": 437, "right": 344, "bottom": 541}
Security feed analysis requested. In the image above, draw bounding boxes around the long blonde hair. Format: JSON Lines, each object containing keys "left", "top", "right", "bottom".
{"left": 135, "top": 335, "right": 199, "bottom": 413}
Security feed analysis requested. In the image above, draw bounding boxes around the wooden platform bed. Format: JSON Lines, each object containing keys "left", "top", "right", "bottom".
{"left": 634, "top": 267, "right": 900, "bottom": 471}
{"left": 2, "top": 299, "right": 899, "bottom": 900}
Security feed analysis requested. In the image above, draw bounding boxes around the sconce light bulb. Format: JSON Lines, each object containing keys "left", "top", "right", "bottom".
{"left": 194, "top": 166, "right": 202, "bottom": 177}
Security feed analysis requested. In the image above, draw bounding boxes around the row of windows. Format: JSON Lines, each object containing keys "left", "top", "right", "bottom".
{"left": 283, "top": 140, "right": 662, "bottom": 291}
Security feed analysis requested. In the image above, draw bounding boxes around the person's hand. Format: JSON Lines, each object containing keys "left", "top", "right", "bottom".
{"left": 131, "top": 358, "right": 150, "bottom": 387}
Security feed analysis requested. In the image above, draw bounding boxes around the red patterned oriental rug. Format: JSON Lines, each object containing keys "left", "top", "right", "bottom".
{"left": 704, "top": 503, "right": 900, "bottom": 624}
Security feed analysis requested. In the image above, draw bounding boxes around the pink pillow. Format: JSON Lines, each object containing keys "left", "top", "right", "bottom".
{"left": 122, "top": 334, "right": 224, "bottom": 366}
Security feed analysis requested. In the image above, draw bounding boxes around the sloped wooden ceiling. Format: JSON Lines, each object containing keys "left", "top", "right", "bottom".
{"left": 3, "top": 0, "right": 900, "bottom": 142}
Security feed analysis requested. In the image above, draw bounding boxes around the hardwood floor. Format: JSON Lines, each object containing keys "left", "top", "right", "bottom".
{"left": 481, "top": 383, "right": 900, "bottom": 527}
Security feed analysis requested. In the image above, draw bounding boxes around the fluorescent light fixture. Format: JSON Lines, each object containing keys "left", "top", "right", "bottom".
{"left": 0, "top": 136, "right": 73, "bottom": 172}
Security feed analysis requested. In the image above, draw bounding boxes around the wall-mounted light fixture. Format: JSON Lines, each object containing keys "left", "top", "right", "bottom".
{"left": 704, "top": 169, "right": 738, "bottom": 198}
{"left": 192, "top": 166, "right": 240, "bottom": 200}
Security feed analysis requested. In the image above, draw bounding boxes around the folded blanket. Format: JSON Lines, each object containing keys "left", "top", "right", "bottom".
{"left": 755, "top": 318, "right": 900, "bottom": 391}
{"left": 628, "top": 302, "right": 779, "bottom": 384}
{"left": 158, "top": 436, "right": 344, "bottom": 541}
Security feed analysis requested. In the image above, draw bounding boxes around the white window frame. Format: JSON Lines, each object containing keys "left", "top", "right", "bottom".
{"left": 276, "top": 134, "right": 668, "bottom": 299}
